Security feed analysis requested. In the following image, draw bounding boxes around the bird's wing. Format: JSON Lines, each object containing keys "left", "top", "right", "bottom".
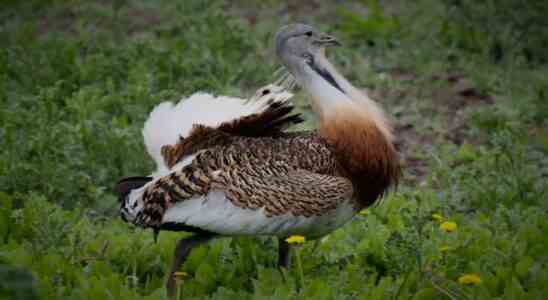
{"left": 143, "top": 85, "right": 297, "bottom": 175}
{"left": 217, "top": 167, "right": 355, "bottom": 218}
{"left": 161, "top": 95, "right": 302, "bottom": 169}
{"left": 131, "top": 135, "right": 355, "bottom": 230}
{"left": 180, "top": 168, "right": 354, "bottom": 237}
{"left": 137, "top": 163, "right": 354, "bottom": 233}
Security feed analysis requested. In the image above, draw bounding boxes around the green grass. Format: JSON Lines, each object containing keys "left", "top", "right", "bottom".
{"left": 1, "top": 0, "right": 547, "bottom": 299}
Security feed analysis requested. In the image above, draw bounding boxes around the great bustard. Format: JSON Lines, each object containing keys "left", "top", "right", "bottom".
{"left": 116, "top": 23, "right": 400, "bottom": 297}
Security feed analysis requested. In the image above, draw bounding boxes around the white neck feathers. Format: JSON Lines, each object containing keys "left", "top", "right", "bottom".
{"left": 300, "top": 54, "right": 393, "bottom": 142}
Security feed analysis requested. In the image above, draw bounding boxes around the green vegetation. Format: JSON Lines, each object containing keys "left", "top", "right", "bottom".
{"left": 1, "top": 0, "right": 547, "bottom": 299}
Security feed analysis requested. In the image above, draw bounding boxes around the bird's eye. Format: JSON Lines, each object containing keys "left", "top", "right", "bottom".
{"left": 261, "top": 89, "right": 270, "bottom": 95}
{"left": 305, "top": 31, "right": 313, "bottom": 37}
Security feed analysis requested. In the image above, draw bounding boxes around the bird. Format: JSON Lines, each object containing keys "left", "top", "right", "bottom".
{"left": 115, "top": 23, "right": 400, "bottom": 297}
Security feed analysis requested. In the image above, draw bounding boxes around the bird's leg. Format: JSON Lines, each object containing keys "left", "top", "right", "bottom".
{"left": 166, "top": 234, "right": 214, "bottom": 299}
{"left": 278, "top": 237, "right": 291, "bottom": 270}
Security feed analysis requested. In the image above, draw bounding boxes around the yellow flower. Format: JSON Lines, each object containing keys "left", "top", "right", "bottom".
{"left": 431, "top": 213, "right": 444, "bottom": 222}
{"left": 286, "top": 235, "right": 306, "bottom": 244}
{"left": 359, "top": 209, "right": 370, "bottom": 216}
{"left": 458, "top": 273, "right": 482, "bottom": 285}
{"left": 439, "top": 245, "right": 450, "bottom": 252}
{"left": 173, "top": 271, "right": 190, "bottom": 279}
{"left": 440, "top": 221, "right": 457, "bottom": 232}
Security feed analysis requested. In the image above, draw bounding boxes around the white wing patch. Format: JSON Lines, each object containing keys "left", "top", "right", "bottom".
{"left": 162, "top": 190, "right": 355, "bottom": 238}
{"left": 142, "top": 86, "right": 293, "bottom": 175}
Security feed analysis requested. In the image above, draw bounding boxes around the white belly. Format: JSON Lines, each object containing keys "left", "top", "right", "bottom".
{"left": 162, "top": 190, "right": 356, "bottom": 238}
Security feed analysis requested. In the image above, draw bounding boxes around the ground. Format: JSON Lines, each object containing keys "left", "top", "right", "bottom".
{"left": 1, "top": 0, "right": 547, "bottom": 299}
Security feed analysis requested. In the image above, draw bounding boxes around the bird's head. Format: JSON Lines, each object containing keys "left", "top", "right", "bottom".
{"left": 275, "top": 24, "right": 340, "bottom": 81}
{"left": 275, "top": 23, "right": 345, "bottom": 97}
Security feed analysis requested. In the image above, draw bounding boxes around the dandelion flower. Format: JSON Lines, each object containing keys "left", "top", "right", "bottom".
{"left": 286, "top": 235, "right": 306, "bottom": 244}
{"left": 440, "top": 221, "right": 457, "bottom": 232}
{"left": 439, "top": 245, "right": 450, "bottom": 252}
{"left": 431, "top": 213, "right": 444, "bottom": 222}
{"left": 359, "top": 209, "right": 370, "bottom": 216}
{"left": 458, "top": 273, "right": 482, "bottom": 285}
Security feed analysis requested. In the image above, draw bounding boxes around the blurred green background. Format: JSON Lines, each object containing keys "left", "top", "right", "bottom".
{"left": 1, "top": 0, "right": 547, "bottom": 299}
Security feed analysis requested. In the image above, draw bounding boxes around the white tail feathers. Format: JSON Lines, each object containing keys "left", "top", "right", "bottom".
{"left": 142, "top": 84, "right": 293, "bottom": 175}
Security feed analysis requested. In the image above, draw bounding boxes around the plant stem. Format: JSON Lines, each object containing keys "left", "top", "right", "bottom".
{"left": 295, "top": 248, "right": 305, "bottom": 290}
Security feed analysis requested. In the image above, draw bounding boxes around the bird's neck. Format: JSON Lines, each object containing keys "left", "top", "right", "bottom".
{"left": 301, "top": 54, "right": 392, "bottom": 138}
{"left": 297, "top": 56, "right": 399, "bottom": 206}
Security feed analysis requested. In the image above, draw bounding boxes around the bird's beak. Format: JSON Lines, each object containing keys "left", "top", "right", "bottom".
{"left": 314, "top": 34, "right": 341, "bottom": 47}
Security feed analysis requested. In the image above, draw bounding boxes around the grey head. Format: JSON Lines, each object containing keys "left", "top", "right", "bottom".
{"left": 275, "top": 24, "right": 342, "bottom": 92}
